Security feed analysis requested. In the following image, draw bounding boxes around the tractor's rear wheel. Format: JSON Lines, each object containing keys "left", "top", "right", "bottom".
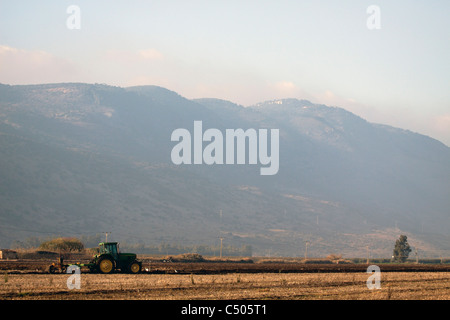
{"left": 128, "top": 261, "right": 141, "bottom": 274}
{"left": 98, "top": 257, "right": 114, "bottom": 274}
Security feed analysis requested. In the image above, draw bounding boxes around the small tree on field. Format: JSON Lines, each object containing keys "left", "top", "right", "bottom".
{"left": 392, "top": 235, "right": 411, "bottom": 263}
{"left": 39, "top": 237, "right": 84, "bottom": 253}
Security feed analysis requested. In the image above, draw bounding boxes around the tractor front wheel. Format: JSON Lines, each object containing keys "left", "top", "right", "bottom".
{"left": 128, "top": 261, "right": 141, "bottom": 274}
{"left": 98, "top": 257, "right": 114, "bottom": 274}
{"left": 48, "top": 264, "right": 56, "bottom": 274}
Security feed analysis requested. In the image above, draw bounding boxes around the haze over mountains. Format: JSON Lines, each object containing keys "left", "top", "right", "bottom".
{"left": 0, "top": 83, "right": 449, "bottom": 257}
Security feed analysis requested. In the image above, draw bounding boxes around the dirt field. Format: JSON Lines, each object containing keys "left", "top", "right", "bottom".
{"left": 2, "top": 259, "right": 450, "bottom": 274}
{"left": 1, "top": 271, "right": 450, "bottom": 300}
{"left": 0, "top": 260, "right": 449, "bottom": 300}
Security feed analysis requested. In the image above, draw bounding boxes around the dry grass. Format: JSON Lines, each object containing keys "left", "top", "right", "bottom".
{"left": 0, "top": 272, "right": 449, "bottom": 300}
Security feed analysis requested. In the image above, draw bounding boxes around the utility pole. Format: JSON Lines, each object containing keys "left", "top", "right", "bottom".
{"left": 102, "top": 232, "right": 111, "bottom": 243}
{"left": 219, "top": 209, "right": 223, "bottom": 233}
{"left": 366, "top": 246, "right": 370, "bottom": 264}
{"left": 219, "top": 237, "right": 224, "bottom": 259}
{"left": 304, "top": 241, "right": 310, "bottom": 261}
{"left": 218, "top": 209, "right": 224, "bottom": 259}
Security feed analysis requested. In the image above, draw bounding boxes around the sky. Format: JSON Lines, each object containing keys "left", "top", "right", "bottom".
{"left": 0, "top": 0, "right": 449, "bottom": 145}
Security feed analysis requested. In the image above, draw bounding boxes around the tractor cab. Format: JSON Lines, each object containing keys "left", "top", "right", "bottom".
{"left": 98, "top": 242, "right": 119, "bottom": 259}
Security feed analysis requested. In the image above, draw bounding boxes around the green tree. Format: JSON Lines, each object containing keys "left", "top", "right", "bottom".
{"left": 39, "top": 237, "right": 84, "bottom": 252}
{"left": 392, "top": 235, "right": 411, "bottom": 263}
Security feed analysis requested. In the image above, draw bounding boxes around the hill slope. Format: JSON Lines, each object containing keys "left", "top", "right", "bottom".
{"left": 0, "top": 83, "right": 448, "bottom": 257}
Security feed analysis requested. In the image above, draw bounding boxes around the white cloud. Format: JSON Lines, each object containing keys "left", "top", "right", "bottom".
{"left": 435, "top": 114, "right": 450, "bottom": 132}
{"left": 433, "top": 114, "right": 450, "bottom": 145}
{"left": 271, "top": 81, "right": 297, "bottom": 95}
{"left": 0, "top": 45, "right": 78, "bottom": 84}
{"left": 104, "top": 48, "right": 164, "bottom": 64}
{"left": 138, "top": 49, "right": 164, "bottom": 60}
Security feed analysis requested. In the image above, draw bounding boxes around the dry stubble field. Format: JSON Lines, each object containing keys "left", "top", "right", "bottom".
{"left": 1, "top": 271, "right": 449, "bottom": 300}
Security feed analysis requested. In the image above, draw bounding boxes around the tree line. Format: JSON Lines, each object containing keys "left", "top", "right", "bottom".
{"left": 11, "top": 235, "right": 253, "bottom": 257}
{"left": 10, "top": 234, "right": 418, "bottom": 261}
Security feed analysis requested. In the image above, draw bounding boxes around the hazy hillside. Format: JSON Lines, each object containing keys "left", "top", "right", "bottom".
{"left": 0, "top": 83, "right": 448, "bottom": 257}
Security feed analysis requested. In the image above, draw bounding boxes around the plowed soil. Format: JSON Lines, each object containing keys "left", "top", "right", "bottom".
{"left": 1, "top": 259, "right": 450, "bottom": 274}
{"left": 0, "top": 260, "right": 449, "bottom": 300}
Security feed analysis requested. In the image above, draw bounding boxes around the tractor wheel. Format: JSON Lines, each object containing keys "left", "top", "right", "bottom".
{"left": 98, "top": 257, "right": 115, "bottom": 274}
{"left": 128, "top": 261, "right": 141, "bottom": 274}
{"left": 48, "top": 265, "right": 56, "bottom": 274}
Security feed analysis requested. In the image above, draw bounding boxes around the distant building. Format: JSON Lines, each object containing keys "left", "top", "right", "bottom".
{"left": 0, "top": 249, "right": 18, "bottom": 260}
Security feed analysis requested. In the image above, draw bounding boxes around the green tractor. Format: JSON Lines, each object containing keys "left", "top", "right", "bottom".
{"left": 89, "top": 242, "right": 142, "bottom": 274}
{"left": 48, "top": 242, "right": 142, "bottom": 274}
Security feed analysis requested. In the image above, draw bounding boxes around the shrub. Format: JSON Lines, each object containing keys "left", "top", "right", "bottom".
{"left": 165, "top": 253, "right": 205, "bottom": 262}
{"left": 39, "top": 237, "right": 84, "bottom": 252}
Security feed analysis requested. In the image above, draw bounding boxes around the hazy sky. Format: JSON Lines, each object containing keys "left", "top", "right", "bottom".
{"left": 0, "top": 1, "right": 449, "bottom": 145}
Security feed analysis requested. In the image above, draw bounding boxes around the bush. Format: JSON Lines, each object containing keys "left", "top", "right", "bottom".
{"left": 165, "top": 253, "right": 205, "bottom": 262}
{"left": 39, "top": 237, "right": 84, "bottom": 252}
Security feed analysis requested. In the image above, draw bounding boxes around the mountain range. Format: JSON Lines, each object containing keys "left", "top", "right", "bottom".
{"left": 0, "top": 83, "right": 449, "bottom": 258}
